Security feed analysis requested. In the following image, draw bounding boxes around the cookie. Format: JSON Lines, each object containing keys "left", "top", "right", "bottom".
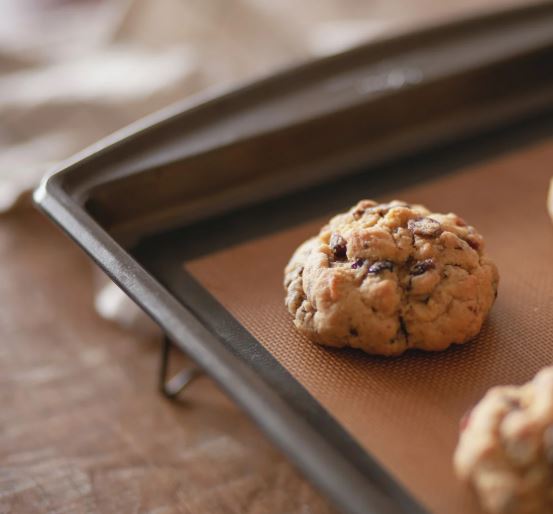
{"left": 284, "top": 199, "right": 498, "bottom": 355}
{"left": 454, "top": 367, "right": 553, "bottom": 514}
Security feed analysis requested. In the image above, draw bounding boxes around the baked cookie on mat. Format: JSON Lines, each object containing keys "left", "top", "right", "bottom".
{"left": 284, "top": 199, "right": 498, "bottom": 356}
{"left": 454, "top": 367, "right": 553, "bottom": 514}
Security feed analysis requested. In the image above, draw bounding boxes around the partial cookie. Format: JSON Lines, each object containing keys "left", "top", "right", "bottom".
{"left": 284, "top": 199, "right": 499, "bottom": 355}
{"left": 454, "top": 367, "right": 553, "bottom": 514}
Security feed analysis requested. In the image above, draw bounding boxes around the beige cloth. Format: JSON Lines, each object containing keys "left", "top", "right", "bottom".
{"left": 0, "top": 0, "right": 520, "bottom": 330}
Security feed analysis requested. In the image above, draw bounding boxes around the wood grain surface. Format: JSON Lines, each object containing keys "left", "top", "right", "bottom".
{"left": 0, "top": 2, "right": 533, "bottom": 512}
{"left": 0, "top": 207, "right": 336, "bottom": 514}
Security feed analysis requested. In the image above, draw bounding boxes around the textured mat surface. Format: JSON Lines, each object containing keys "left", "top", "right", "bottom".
{"left": 187, "top": 139, "right": 553, "bottom": 514}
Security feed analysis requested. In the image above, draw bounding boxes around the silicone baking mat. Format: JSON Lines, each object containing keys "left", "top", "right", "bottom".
{"left": 186, "top": 139, "right": 553, "bottom": 514}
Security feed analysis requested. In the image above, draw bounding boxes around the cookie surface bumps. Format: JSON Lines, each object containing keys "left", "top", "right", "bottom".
{"left": 283, "top": 199, "right": 499, "bottom": 355}
{"left": 454, "top": 367, "right": 553, "bottom": 514}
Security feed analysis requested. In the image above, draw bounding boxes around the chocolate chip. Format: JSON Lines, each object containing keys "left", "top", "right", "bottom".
{"left": 351, "top": 258, "right": 365, "bottom": 269}
{"left": 349, "top": 328, "right": 359, "bottom": 337}
{"left": 407, "top": 217, "right": 442, "bottom": 237}
{"left": 410, "top": 259, "right": 435, "bottom": 275}
{"left": 330, "top": 233, "right": 347, "bottom": 260}
{"left": 368, "top": 260, "right": 394, "bottom": 274}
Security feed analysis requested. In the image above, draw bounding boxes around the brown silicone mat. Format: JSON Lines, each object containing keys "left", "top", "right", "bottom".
{"left": 186, "top": 139, "right": 553, "bottom": 514}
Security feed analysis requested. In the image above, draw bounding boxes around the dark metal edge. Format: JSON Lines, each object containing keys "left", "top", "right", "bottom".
{"left": 35, "top": 108, "right": 553, "bottom": 514}
{"left": 151, "top": 259, "right": 427, "bottom": 514}
{"left": 129, "top": 108, "right": 553, "bottom": 514}
{"left": 31, "top": 4, "right": 553, "bottom": 511}
{"left": 34, "top": 181, "right": 426, "bottom": 514}
{"left": 35, "top": 1, "right": 553, "bottom": 193}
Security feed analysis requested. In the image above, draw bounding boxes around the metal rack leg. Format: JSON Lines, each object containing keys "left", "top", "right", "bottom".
{"left": 159, "top": 336, "right": 202, "bottom": 400}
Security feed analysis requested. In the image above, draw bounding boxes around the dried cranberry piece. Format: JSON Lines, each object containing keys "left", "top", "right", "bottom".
{"left": 466, "top": 237, "right": 480, "bottom": 251}
{"left": 351, "top": 258, "right": 365, "bottom": 269}
{"left": 330, "top": 233, "right": 347, "bottom": 260}
{"left": 410, "top": 259, "right": 435, "bottom": 276}
{"left": 368, "top": 260, "right": 394, "bottom": 274}
{"left": 407, "top": 217, "right": 442, "bottom": 237}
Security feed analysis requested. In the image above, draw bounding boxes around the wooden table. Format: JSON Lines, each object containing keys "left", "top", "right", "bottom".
{"left": 0, "top": 206, "right": 335, "bottom": 514}
{"left": 0, "top": 2, "right": 529, "bottom": 511}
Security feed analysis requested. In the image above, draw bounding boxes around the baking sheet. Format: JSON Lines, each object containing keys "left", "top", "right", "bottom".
{"left": 186, "top": 138, "right": 553, "bottom": 514}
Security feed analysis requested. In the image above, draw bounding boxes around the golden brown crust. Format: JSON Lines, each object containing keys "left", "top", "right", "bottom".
{"left": 284, "top": 199, "right": 499, "bottom": 356}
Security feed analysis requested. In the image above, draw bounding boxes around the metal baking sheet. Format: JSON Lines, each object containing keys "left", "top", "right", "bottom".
{"left": 35, "top": 4, "right": 553, "bottom": 513}
{"left": 184, "top": 138, "right": 553, "bottom": 514}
